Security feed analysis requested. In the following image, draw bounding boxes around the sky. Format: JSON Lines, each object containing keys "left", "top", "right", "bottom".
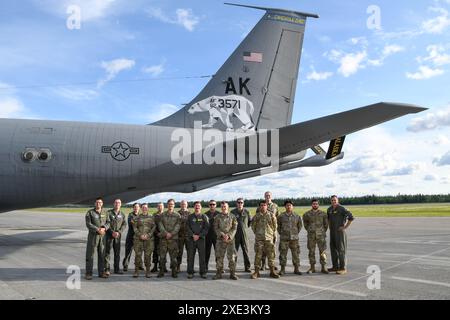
{"left": 1, "top": 0, "right": 449, "bottom": 203}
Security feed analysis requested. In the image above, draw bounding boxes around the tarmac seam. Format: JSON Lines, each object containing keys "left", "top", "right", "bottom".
{"left": 391, "top": 276, "right": 450, "bottom": 288}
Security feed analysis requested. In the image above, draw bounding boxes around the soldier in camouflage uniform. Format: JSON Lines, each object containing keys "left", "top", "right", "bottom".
{"left": 213, "top": 202, "right": 238, "bottom": 280}
{"left": 122, "top": 203, "right": 140, "bottom": 272}
{"left": 132, "top": 203, "right": 156, "bottom": 278}
{"left": 303, "top": 199, "right": 329, "bottom": 274}
{"left": 251, "top": 201, "right": 279, "bottom": 279}
{"left": 255, "top": 191, "right": 279, "bottom": 270}
{"left": 327, "top": 195, "right": 354, "bottom": 275}
{"left": 151, "top": 203, "right": 167, "bottom": 273}
{"left": 104, "top": 199, "right": 127, "bottom": 275}
{"left": 85, "top": 197, "right": 109, "bottom": 280}
{"left": 158, "top": 199, "right": 181, "bottom": 278}
{"left": 277, "top": 200, "right": 303, "bottom": 276}
{"left": 177, "top": 200, "right": 191, "bottom": 272}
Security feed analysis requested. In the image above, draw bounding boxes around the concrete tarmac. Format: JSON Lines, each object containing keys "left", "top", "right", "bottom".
{"left": 1, "top": 210, "right": 450, "bottom": 300}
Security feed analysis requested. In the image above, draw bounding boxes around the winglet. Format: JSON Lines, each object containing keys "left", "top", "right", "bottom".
{"left": 224, "top": 2, "right": 320, "bottom": 18}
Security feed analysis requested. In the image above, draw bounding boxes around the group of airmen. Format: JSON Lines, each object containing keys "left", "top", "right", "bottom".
{"left": 84, "top": 192, "right": 354, "bottom": 281}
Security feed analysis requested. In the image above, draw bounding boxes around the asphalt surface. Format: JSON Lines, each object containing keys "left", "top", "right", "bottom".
{"left": 1, "top": 210, "right": 450, "bottom": 300}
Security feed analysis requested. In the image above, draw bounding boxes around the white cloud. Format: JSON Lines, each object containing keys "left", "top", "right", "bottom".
{"left": 54, "top": 87, "right": 99, "bottom": 100}
{"left": 383, "top": 44, "right": 405, "bottom": 56}
{"left": 147, "top": 103, "right": 180, "bottom": 122}
{"left": 406, "top": 65, "right": 444, "bottom": 80}
{"left": 143, "top": 59, "right": 166, "bottom": 77}
{"left": 326, "top": 50, "right": 367, "bottom": 77}
{"left": 433, "top": 151, "right": 450, "bottom": 166}
{"left": 424, "top": 174, "right": 437, "bottom": 181}
{"left": 407, "top": 106, "right": 450, "bottom": 132}
{"left": 418, "top": 45, "right": 450, "bottom": 66}
{"left": 433, "top": 134, "right": 450, "bottom": 145}
{"left": 0, "top": 97, "right": 26, "bottom": 118}
{"left": 98, "top": 58, "right": 135, "bottom": 88}
{"left": 306, "top": 69, "right": 333, "bottom": 81}
{"left": 147, "top": 7, "right": 199, "bottom": 32}
{"left": 422, "top": 7, "right": 450, "bottom": 34}
{"left": 383, "top": 164, "right": 421, "bottom": 176}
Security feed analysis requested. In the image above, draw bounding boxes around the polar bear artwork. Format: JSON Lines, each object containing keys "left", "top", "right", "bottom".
{"left": 187, "top": 95, "right": 255, "bottom": 131}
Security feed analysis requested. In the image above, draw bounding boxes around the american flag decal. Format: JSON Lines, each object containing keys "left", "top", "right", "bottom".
{"left": 243, "top": 51, "right": 263, "bottom": 63}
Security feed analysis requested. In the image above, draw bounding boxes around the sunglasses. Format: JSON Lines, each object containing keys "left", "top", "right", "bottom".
{"left": 237, "top": 201, "right": 244, "bottom": 204}
{"left": 209, "top": 203, "right": 216, "bottom": 206}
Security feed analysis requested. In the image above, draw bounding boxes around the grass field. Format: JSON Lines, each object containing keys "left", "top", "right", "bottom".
{"left": 27, "top": 203, "right": 450, "bottom": 217}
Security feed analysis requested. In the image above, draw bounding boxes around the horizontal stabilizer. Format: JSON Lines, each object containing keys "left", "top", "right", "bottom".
{"left": 278, "top": 102, "right": 426, "bottom": 157}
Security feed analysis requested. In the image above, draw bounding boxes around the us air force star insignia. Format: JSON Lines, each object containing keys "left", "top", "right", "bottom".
{"left": 101, "top": 141, "right": 139, "bottom": 161}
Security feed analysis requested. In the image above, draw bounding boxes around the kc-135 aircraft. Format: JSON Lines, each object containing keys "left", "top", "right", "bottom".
{"left": 0, "top": 3, "right": 426, "bottom": 213}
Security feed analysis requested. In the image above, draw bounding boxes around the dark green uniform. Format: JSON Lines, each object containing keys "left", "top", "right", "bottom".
{"left": 303, "top": 209, "right": 328, "bottom": 266}
{"left": 132, "top": 212, "right": 156, "bottom": 271}
{"left": 122, "top": 211, "right": 138, "bottom": 270}
{"left": 186, "top": 213, "right": 209, "bottom": 275}
{"left": 158, "top": 211, "right": 181, "bottom": 273}
{"left": 231, "top": 208, "right": 251, "bottom": 270}
{"left": 205, "top": 210, "right": 218, "bottom": 273}
{"left": 327, "top": 205, "right": 354, "bottom": 270}
{"left": 177, "top": 209, "right": 191, "bottom": 270}
{"left": 214, "top": 213, "right": 238, "bottom": 275}
{"left": 152, "top": 212, "right": 163, "bottom": 269}
{"left": 105, "top": 209, "right": 127, "bottom": 273}
{"left": 85, "top": 208, "right": 109, "bottom": 276}
{"left": 277, "top": 211, "right": 302, "bottom": 268}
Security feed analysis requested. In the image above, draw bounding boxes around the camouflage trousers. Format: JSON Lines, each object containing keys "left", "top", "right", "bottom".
{"left": 159, "top": 239, "right": 179, "bottom": 270}
{"left": 307, "top": 233, "right": 327, "bottom": 266}
{"left": 278, "top": 240, "right": 300, "bottom": 267}
{"left": 177, "top": 235, "right": 188, "bottom": 267}
{"left": 134, "top": 238, "right": 154, "bottom": 269}
{"left": 255, "top": 240, "right": 276, "bottom": 268}
{"left": 215, "top": 239, "right": 236, "bottom": 272}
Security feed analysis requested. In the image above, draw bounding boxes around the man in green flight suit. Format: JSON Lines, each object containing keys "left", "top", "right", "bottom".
{"left": 231, "top": 198, "right": 252, "bottom": 272}
{"left": 104, "top": 199, "right": 127, "bottom": 275}
{"left": 85, "top": 197, "right": 109, "bottom": 280}
{"left": 327, "top": 195, "right": 355, "bottom": 275}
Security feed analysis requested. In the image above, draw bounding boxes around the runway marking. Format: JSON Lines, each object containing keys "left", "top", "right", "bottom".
{"left": 296, "top": 246, "right": 450, "bottom": 299}
{"left": 391, "top": 276, "right": 450, "bottom": 288}
{"left": 261, "top": 278, "right": 367, "bottom": 298}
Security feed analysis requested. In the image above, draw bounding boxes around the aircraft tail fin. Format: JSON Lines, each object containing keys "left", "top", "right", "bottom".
{"left": 151, "top": 3, "right": 318, "bottom": 131}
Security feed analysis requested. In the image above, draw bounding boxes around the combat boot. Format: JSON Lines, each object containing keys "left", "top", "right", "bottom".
{"left": 230, "top": 270, "right": 239, "bottom": 280}
{"left": 172, "top": 268, "right": 178, "bottom": 278}
{"left": 145, "top": 268, "right": 151, "bottom": 278}
{"left": 251, "top": 267, "right": 260, "bottom": 279}
{"left": 336, "top": 269, "right": 347, "bottom": 275}
{"left": 321, "top": 265, "right": 329, "bottom": 274}
{"left": 133, "top": 268, "right": 139, "bottom": 278}
{"left": 85, "top": 273, "right": 93, "bottom": 280}
{"left": 294, "top": 265, "right": 302, "bottom": 275}
{"left": 213, "top": 270, "right": 223, "bottom": 280}
{"left": 279, "top": 265, "right": 285, "bottom": 276}
{"left": 307, "top": 265, "right": 316, "bottom": 274}
{"left": 157, "top": 270, "right": 164, "bottom": 278}
{"left": 269, "top": 266, "right": 280, "bottom": 279}
{"left": 150, "top": 264, "right": 158, "bottom": 273}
